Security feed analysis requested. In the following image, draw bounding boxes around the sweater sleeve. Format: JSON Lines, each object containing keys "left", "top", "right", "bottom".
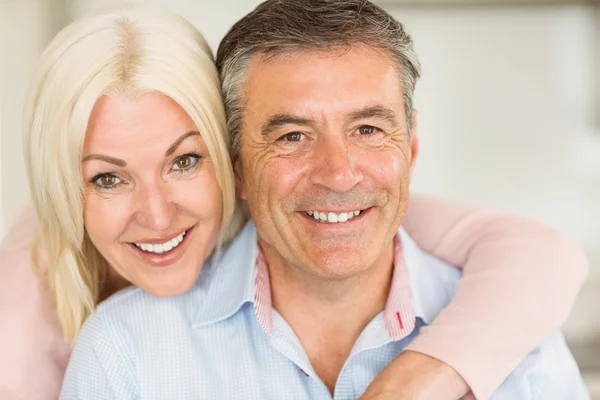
{"left": 402, "top": 194, "right": 588, "bottom": 399}
{"left": 0, "top": 205, "right": 71, "bottom": 400}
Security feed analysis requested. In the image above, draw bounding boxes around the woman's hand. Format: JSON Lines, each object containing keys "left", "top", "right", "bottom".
{"left": 360, "top": 351, "right": 470, "bottom": 400}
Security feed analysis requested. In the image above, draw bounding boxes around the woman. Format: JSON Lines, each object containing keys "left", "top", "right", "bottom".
{"left": 0, "top": 5, "right": 588, "bottom": 400}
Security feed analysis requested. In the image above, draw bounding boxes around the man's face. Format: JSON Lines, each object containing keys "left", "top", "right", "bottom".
{"left": 237, "top": 45, "right": 418, "bottom": 279}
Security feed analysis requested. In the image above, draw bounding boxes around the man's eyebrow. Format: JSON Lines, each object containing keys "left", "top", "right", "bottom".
{"left": 261, "top": 114, "right": 313, "bottom": 137}
{"left": 81, "top": 154, "right": 127, "bottom": 167}
{"left": 346, "top": 105, "right": 400, "bottom": 128}
{"left": 165, "top": 131, "right": 201, "bottom": 156}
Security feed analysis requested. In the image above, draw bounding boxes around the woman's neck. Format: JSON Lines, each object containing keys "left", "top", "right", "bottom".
{"left": 99, "top": 268, "right": 131, "bottom": 302}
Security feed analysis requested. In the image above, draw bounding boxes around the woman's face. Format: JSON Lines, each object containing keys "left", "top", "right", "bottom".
{"left": 82, "top": 92, "right": 223, "bottom": 296}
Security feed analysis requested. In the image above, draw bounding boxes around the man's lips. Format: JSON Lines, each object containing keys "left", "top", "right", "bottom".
{"left": 299, "top": 207, "right": 372, "bottom": 224}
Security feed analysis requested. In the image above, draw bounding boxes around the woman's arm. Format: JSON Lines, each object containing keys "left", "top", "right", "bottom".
{"left": 0, "top": 206, "right": 71, "bottom": 400}
{"left": 362, "top": 194, "right": 588, "bottom": 400}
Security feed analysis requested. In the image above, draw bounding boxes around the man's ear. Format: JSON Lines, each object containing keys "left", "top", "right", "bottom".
{"left": 234, "top": 157, "right": 247, "bottom": 200}
{"left": 409, "top": 109, "right": 419, "bottom": 175}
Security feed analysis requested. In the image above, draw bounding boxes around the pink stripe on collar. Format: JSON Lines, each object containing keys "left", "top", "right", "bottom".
{"left": 253, "top": 235, "right": 416, "bottom": 340}
{"left": 254, "top": 247, "right": 273, "bottom": 334}
{"left": 383, "top": 235, "right": 416, "bottom": 340}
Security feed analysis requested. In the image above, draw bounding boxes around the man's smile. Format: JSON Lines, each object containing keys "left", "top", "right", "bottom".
{"left": 303, "top": 209, "right": 366, "bottom": 223}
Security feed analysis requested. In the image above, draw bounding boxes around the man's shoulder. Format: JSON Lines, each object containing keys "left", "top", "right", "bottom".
{"left": 492, "top": 332, "right": 589, "bottom": 399}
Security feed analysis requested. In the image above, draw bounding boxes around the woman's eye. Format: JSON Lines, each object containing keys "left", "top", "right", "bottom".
{"left": 173, "top": 154, "right": 200, "bottom": 171}
{"left": 279, "top": 132, "right": 305, "bottom": 142}
{"left": 92, "top": 174, "right": 121, "bottom": 189}
{"left": 356, "top": 125, "right": 379, "bottom": 135}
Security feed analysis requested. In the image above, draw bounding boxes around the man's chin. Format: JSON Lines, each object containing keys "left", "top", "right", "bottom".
{"left": 299, "top": 250, "right": 374, "bottom": 280}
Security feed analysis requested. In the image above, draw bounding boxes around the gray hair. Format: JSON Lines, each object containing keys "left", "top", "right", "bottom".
{"left": 216, "top": 0, "right": 422, "bottom": 159}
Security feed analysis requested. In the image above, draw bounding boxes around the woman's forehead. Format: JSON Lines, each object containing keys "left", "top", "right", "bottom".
{"left": 83, "top": 93, "right": 202, "bottom": 154}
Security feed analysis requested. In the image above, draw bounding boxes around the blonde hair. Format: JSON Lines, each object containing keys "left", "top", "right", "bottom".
{"left": 23, "top": 6, "right": 242, "bottom": 342}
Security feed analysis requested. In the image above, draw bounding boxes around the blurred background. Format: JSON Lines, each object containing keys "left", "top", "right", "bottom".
{"left": 1, "top": 0, "right": 598, "bottom": 396}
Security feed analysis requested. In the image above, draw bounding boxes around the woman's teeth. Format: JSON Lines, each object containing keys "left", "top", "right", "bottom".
{"left": 134, "top": 231, "right": 186, "bottom": 254}
{"left": 306, "top": 210, "right": 362, "bottom": 223}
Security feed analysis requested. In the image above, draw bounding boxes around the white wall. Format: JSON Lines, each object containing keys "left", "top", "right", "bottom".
{"left": 0, "top": 0, "right": 67, "bottom": 233}
{"left": 396, "top": 5, "right": 599, "bottom": 242}
{"left": 1, "top": 0, "right": 598, "bottom": 340}
{"left": 0, "top": 95, "right": 4, "bottom": 239}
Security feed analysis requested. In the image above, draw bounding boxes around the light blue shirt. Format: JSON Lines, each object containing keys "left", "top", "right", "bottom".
{"left": 60, "top": 222, "right": 589, "bottom": 399}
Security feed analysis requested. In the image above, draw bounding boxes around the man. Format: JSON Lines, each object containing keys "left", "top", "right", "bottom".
{"left": 216, "top": 1, "right": 587, "bottom": 397}
{"left": 61, "top": 1, "right": 589, "bottom": 399}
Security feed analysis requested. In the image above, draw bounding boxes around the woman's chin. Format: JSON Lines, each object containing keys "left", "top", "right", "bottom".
{"left": 141, "top": 274, "right": 198, "bottom": 297}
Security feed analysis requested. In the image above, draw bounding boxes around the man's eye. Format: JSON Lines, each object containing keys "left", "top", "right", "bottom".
{"left": 279, "top": 132, "right": 305, "bottom": 142}
{"left": 173, "top": 154, "right": 200, "bottom": 171}
{"left": 356, "top": 125, "right": 379, "bottom": 135}
{"left": 92, "top": 174, "right": 121, "bottom": 189}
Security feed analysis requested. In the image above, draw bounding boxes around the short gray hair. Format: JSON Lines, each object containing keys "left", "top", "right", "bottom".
{"left": 216, "top": 0, "right": 421, "bottom": 159}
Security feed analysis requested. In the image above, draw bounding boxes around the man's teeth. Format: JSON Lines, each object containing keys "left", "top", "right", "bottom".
{"left": 306, "top": 210, "right": 362, "bottom": 223}
{"left": 134, "top": 231, "right": 186, "bottom": 254}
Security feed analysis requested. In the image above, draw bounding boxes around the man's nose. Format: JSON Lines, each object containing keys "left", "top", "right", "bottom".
{"left": 134, "top": 181, "right": 176, "bottom": 231}
{"left": 310, "top": 135, "right": 363, "bottom": 193}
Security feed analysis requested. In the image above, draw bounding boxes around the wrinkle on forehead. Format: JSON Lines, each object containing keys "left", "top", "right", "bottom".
{"left": 242, "top": 44, "right": 401, "bottom": 115}
{"left": 246, "top": 50, "right": 403, "bottom": 116}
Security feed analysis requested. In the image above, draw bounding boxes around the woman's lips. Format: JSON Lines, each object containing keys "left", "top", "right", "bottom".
{"left": 127, "top": 226, "right": 195, "bottom": 267}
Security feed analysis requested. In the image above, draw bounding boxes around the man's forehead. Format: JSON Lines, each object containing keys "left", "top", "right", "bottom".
{"left": 243, "top": 45, "right": 404, "bottom": 119}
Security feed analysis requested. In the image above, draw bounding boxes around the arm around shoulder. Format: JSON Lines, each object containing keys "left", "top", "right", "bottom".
{"left": 371, "top": 194, "right": 588, "bottom": 399}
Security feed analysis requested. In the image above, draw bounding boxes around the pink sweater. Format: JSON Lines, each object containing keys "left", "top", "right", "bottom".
{"left": 0, "top": 195, "right": 588, "bottom": 400}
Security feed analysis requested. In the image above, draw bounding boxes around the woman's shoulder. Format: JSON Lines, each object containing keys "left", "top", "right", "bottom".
{"left": 0, "top": 204, "right": 47, "bottom": 303}
{"left": 0, "top": 204, "right": 49, "bottom": 307}
{"left": 0, "top": 205, "right": 40, "bottom": 265}
{"left": 0, "top": 204, "right": 70, "bottom": 400}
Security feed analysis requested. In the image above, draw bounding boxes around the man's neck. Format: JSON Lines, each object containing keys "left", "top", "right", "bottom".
{"left": 260, "top": 241, "right": 395, "bottom": 394}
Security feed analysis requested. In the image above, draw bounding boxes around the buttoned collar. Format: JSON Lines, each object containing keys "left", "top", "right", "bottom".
{"left": 192, "top": 221, "right": 459, "bottom": 333}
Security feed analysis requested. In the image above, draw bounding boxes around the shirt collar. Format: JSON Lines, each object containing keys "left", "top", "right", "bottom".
{"left": 399, "top": 228, "right": 461, "bottom": 325}
{"left": 192, "top": 221, "right": 459, "bottom": 334}
{"left": 191, "top": 221, "right": 258, "bottom": 327}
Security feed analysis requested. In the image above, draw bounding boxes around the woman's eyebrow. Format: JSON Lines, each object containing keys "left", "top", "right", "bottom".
{"left": 165, "top": 131, "right": 201, "bottom": 156}
{"left": 81, "top": 154, "right": 127, "bottom": 167}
